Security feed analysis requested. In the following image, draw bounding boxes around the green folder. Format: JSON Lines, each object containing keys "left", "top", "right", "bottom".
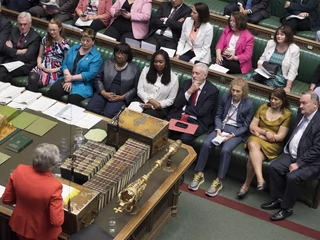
{"left": 10, "top": 112, "right": 39, "bottom": 129}
{"left": 25, "top": 117, "right": 58, "bottom": 136}
{"left": 0, "top": 105, "right": 19, "bottom": 121}
{"left": 0, "top": 152, "right": 10, "bottom": 165}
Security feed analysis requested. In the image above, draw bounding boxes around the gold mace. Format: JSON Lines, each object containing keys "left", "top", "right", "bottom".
{"left": 114, "top": 140, "right": 182, "bottom": 213}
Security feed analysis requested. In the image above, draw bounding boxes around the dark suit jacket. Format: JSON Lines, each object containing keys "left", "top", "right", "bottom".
{"left": 291, "top": 110, "right": 320, "bottom": 173}
{"left": 0, "top": 16, "right": 12, "bottom": 54}
{"left": 148, "top": 2, "right": 191, "bottom": 43}
{"left": 167, "top": 79, "right": 219, "bottom": 135}
{"left": 95, "top": 59, "right": 140, "bottom": 104}
{"left": 215, "top": 92, "right": 254, "bottom": 141}
{"left": 1, "top": 27, "right": 41, "bottom": 72}
{"left": 239, "top": 0, "right": 270, "bottom": 16}
{"left": 282, "top": 0, "right": 320, "bottom": 31}
{"left": 2, "top": 164, "right": 64, "bottom": 240}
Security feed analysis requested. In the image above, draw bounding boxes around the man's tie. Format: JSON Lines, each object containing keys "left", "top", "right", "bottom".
{"left": 160, "top": 8, "right": 177, "bottom": 35}
{"left": 245, "top": 0, "right": 252, "bottom": 10}
{"left": 17, "top": 34, "right": 25, "bottom": 48}
{"left": 180, "top": 90, "right": 199, "bottom": 122}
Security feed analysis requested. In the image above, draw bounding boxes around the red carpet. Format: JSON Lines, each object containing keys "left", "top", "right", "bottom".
{"left": 180, "top": 183, "right": 320, "bottom": 239}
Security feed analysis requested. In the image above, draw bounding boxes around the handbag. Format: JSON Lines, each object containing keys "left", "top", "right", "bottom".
{"left": 262, "top": 61, "right": 280, "bottom": 76}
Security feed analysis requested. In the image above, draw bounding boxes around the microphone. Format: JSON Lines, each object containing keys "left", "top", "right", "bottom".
{"left": 68, "top": 155, "right": 76, "bottom": 213}
{"left": 110, "top": 105, "right": 126, "bottom": 125}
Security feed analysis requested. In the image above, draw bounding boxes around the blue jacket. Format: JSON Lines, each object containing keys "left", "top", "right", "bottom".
{"left": 61, "top": 44, "right": 102, "bottom": 98}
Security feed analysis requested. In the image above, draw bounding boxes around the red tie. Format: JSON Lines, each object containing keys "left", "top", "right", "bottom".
{"left": 180, "top": 90, "right": 199, "bottom": 122}
{"left": 17, "top": 35, "right": 25, "bottom": 48}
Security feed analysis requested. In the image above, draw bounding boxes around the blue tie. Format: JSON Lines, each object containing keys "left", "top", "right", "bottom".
{"left": 245, "top": 0, "right": 252, "bottom": 9}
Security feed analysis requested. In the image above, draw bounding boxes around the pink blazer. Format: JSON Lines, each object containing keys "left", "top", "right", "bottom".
{"left": 109, "top": 0, "right": 152, "bottom": 39}
{"left": 75, "top": 0, "right": 112, "bottom": 27}
{"left": 216, "top": 26, "right": 254, "bottom": 74}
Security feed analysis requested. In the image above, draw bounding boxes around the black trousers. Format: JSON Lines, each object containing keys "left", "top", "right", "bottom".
{"left": 144, "top": 33, "right": 177, "bottom": 51}
{"left": 269, "top": 154, "right": 319, "bottom": 209}
{"left": 104, "top": 25, "right": 135, "bottom": 43}
{"left": 47, "top": 80, "right": 84, "bottom": 107}
{"left": 0, "top": 65, "right": 31, "bottom": 83}
{"left": 223, "top": 3, "right": 267, "bottom": 24}
{"left": 281, "top": 18, "right": 310, "bottom": 34}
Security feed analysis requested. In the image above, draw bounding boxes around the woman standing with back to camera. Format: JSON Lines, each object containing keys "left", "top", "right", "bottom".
{"left": 2, "top": 143, "right": 64, "bottom": 240}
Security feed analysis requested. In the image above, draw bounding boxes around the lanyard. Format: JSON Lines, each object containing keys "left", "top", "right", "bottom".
{"left": 222, "top": 104, "right": 239, "bottom": 128}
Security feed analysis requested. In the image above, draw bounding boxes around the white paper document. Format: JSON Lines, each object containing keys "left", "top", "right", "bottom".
{"left": 74, "top": 113, "right": 103, "bottom": 129}
{"left": 0, "top": 82, "right": 11, "bottom": 92}
{"left": 212, "top": 132, "right": 230, "bottom": 146}
{"left": 1, "top": 85, "right": 25, "bottom": 98}
{"left": 160, "top": 47, "right": 176, "bottom": 58}
{"left": 141, "top": 41, "right": 157, "bottom": 53}
{"left": 12, "top": 90, "right": 42, "bottom": 105}
{"left": 55, "top": 104, "right": 87, "bottom": 124}
{"left": 75, "top": 18, "right": 93, "bottom": 27}
{"left": 28, "top": 96, "right": 57, "bottom": 112}
{"left": 1, "top": 61, "right": 25, "bottom": 72}
{"left": 128, "top": 101, "right": 143, "bottom": 113}
{"left": 254, "top": 67, "right": 272, "bottom": 79}
{"left": 96, "top": 32, "right": 116, "bottom": 41}
{"left": 41, "top": 0, "right": 60, "bottom": 9}
{"left": 209, "top": 64, "right": 229, "bottom": 74}
{"left": 125, "top": 38, "right": 141, "bottom": 48}
{"left": 7, "top": 102, "right": 27, "bottom": 111}
{"left": 43, "top": 102, "right": 67, "bottom": 117}
{"left": 286, "top": 15, "right": 305, "bottom": 20}
{"left": 0, "top": 185, "right": 5, "bottom": 198}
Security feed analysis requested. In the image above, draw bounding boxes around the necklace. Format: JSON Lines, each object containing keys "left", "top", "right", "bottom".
{"left": 193, "top": 23, "right": 201, "bottom": 32}
{"left": 115, "top": 62, "right": 128, "bottom": 71}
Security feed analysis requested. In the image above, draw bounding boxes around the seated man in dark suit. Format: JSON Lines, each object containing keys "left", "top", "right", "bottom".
{"left": 167, "top": 63, "right": 219, "bottom": 145}
{"left": 188, "top": 78, "right": 254, "bottom": 196}
{"left": 29, "top": 0, "right": 78, "bottom": 22}
{"left": 223, "top": 0, "right": 270, "bottom": 24}
{"left": 261, "top": 91, "right": 320, "bottom": 221}
{"left": 0, "top": 12, "right": 41, "bottom": 83}
{"left": 5, "top": 0, "right": 39, "bottom": 12}
{"left": 0, "top": 15, "right": 12, "bottom": 56}
{"left": 144, "top": 0, "right": 191, "bottom": 50}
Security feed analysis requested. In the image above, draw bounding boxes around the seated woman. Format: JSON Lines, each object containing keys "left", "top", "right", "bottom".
{"left": 86, "top": 43, "right": 140, "bottom": 118}
{"left": 128, "top": 49, "right": 179, "bottom": 119}
{"left": 215, "top": 12, "right": 254, "bottom": 74}
{"left": 104, "top": 0, "right": 152, "bottom": 43}
{"left": 237, "top": 88, "right": 292, "bottom": 199}
{"left": 281, "top": 0, "right": 320, "bottom": 35}
{"left": 47, "top": 28, "right": 103, "bottom": 107}
{"left": 173, "top": 2, "right": 213, "bottom": 65}
{"left": 248, "top": 26, "right": 300, "bottom": 93}
{"left": 28, "top": 19, "right": 69, "bottom": 92}
{"left": 74, "top": 0, "right": 112, "bottom": 32}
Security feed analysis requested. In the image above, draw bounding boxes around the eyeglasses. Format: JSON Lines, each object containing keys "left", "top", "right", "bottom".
{"left": 115, "top": 52, "right": 127, "bottom": 56}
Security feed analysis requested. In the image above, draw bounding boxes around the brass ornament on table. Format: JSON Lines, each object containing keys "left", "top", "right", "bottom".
{"left": 114, "top": 140, "right": 182, "bottom": 213}
{"left": 0, "top": 114, "right": 16, "bottom": 141}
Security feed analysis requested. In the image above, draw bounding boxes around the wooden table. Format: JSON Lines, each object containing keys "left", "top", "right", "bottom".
{"left": 0, "top": 110, "right": 197, "bottom": 240}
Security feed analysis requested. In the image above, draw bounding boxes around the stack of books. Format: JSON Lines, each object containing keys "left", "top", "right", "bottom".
{"left": 60, "top": 140, "right": 116, "bottom": 184}
{"left": 83, "top": 138, "right": 150, "bottom": 211}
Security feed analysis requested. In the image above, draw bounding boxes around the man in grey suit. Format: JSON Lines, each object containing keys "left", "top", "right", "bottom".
{"left": 0, "top": 12, "right": 41, "bottom": 83}
{"left": 261, "top": 91, "right": 320, "bottom": 221}
{"left": 144, "top": 0, "right": 191, "bottom": 50}
{"left": 188, "top": 78, "right": 254, "bottom": 197}
{"left": 29, "top": 0, "right": 78, "bottom": 22}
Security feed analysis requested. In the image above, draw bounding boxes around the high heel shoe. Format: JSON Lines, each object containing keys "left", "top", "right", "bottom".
{"left": 257, "top": 182, "right": 266, "bottom": 191}
{"left": 237, "top": 188, "right": 248, "bottom": 199}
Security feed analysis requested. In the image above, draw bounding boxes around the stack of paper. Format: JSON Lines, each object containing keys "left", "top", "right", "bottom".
{"left": 43, "top": 102, "right": 66, "bottom": 118}
{"left": 209, "top": 64, "right": 229, "bottom": 74}
{"left": 12, "top": 90, "right": 42, "bottom": 105}
{"left": 75, "top": 18, "right": 93, "bottom": 27}
{"left": 28, "top": 96, "right": 57, "bottom": 112}
{"left": 0, "top": 152, "right": 11, "bottom": 166}
{"left": 160, "top": 46, "right": 176, "bottom": 58}
{"left": 0, "top": 82, "right": 11, "bottom": 92}
{"left": 74, "top": 114, "right": 102, "bottom": 129}
{"left": 62, "top": 184, "right": 80, "bottom": 205}
{"left": 0, "top": 86, "right": 25, "bottom": 104}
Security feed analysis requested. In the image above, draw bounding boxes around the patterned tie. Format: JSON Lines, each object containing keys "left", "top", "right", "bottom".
{"left": 180, "top": 90, "right": 199, "bottom": 122}
{"left": 160, "top": 7, "right": 177, "bottom": 35}
{"left": 17, "top": 34, "right": 25, "bottom": 48}
{"left": 245, "top": 0, "right": 252, "bottom": 9}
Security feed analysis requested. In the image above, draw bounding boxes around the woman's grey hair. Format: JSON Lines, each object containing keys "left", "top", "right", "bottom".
{"left": 18, "top": 12, "right": 32, "bottom": 23}
{"left": 32, "top": 143, "right": 60, "bottom": 172}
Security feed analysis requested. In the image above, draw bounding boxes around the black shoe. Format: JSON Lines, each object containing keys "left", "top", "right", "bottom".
{"left": 237, "top": 188, "right": 248, "bottom": 199}
{"left": 270, "top": 209, "right": 293, "bottom": 221}
{"left": 261, "top": 199, "right": 282, "bottom": 210}
{"left": 257, "top": 181, "right": 266, "bottom": 191}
